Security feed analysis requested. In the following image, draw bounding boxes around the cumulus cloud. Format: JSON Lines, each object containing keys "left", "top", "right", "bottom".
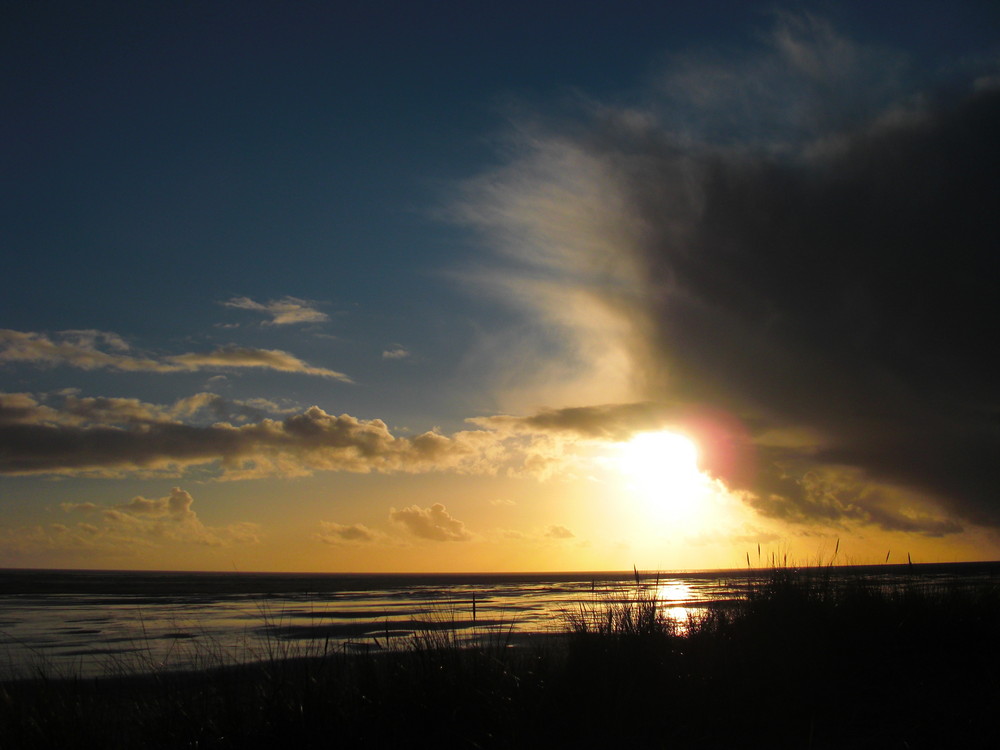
{"left": 456, "top": 15, "right": 1000, "bottom": 534}
{"left": 0, "top": 392, "right": 53, "bottom": 423}
{"left": 544, "top": 524, "right": 575, "bottom": 539}
{"left": 115, "top": 487, "right": 196, "bottom": 518}
{"left": 381, "top": 345, "right": 411, "bottom": 360}
{"left": 222, "top": 296, "right": 329, "bottom": 325}
{"left": 60, "top": 501, "right": 98, "bottom": 513}
{"left": 389, "top": 503, "right": 472, "bottom": 541}
{"left": 57, "top": 487, "right": 260, "bottom": 547}
{"left": 315, "top": 521, "right": 380, "bottom": 545}
{"left": 0, "top": 329, "right": 350, "bottom": 381}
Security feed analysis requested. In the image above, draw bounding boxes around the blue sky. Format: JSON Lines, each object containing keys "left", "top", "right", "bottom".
{"left": 5, "top": 1, "right": 775, "bottom": 433}
{"left": 2, "top": 2, "right": 999, "bottom": 571}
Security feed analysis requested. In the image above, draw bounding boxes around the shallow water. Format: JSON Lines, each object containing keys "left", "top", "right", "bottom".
{"left": 1, "top": 562, "right": 997, "bottom": 678}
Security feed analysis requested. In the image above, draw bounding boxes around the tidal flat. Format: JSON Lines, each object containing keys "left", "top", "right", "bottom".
{"left": 2, "top": 566, "right": 999, "bottom": 748}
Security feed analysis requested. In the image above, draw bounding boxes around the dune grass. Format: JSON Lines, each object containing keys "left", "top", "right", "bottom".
{"left": 2, "top": 566, "right": 999, "bottom": 748}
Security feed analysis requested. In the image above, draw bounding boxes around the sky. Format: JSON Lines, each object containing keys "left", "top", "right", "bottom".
{"left": 3, "top": 1, "right": 1000, "bottom": 573}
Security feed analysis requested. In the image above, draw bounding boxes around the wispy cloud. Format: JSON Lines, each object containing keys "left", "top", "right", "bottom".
{"left": 1, "top": 391, "right": 299, "bottom": 429}
{"left": 172, "top": 393, "right": 299, "bottom": 422}
{"left": 1, "top": 329, "right": 172, "bottom": 372}
{"left": 167, "top": 347, "right": 351, "bottom": 381}
{"left": 544, "top": 524, "right": 575, "bottom": 539}
{"left": 222, "top": 296, "right": 329, "bottom": 325}
{"left": 472, "top": 402, "right": 675, "bottom": 441}
{"left": 0, "top": 329, "right": 351, "bottom": 381}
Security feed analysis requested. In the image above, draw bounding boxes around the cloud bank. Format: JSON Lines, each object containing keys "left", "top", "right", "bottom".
{"left": 457, "top": 15, "right": 1000, "bottom": 533}
{"left": 0, "top": 392, "right": 503, "bottom": 479}
{"left": 0, "top": 387, "right": 966, "bottom": 536}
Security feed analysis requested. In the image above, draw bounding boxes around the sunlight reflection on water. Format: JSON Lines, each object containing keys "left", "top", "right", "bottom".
{"left": 3, "top": 563, "right": 997, "bottom": 678}
{"left": 656, "top": 582, "right": 692, "bottom": 603}
{"left": 652, "top": 582, "right": 708, "bottom": 634}
{"left": 0, "top": 572, "right": 734, "bottom": 677}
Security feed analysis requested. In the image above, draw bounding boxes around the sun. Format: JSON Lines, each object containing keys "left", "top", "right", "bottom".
{"left": 614, "top": 430, "right": 707, "bottom": 520}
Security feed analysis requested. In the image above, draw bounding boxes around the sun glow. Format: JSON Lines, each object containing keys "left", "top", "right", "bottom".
{"left": 614, "top": 431, "right": 708, "bottom": 521}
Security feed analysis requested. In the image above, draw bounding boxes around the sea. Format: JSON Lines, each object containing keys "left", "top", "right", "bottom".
{"left": 2, "top": 562, "right": 998, "bottom": 679}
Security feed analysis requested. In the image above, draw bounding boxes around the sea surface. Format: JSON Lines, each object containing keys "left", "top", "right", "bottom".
{"left": 2, "top": 562, "right": 998, "bottom": 679}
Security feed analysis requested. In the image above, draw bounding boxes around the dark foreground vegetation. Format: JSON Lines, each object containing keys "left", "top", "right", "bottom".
{"left": 3, "top": 569, "right": 999, "bottom": 749}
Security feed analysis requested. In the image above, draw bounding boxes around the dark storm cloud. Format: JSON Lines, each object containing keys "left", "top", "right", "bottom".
{"left": 632, "top": 86, "right": 1000, "bottom": 528}
{"left": 460, "top": 16, "right": 1000, "bottom": 534}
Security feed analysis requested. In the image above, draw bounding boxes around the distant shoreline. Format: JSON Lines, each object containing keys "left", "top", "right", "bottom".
{"left": 3, "top": 558, "right": 999, "bottom": 594}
